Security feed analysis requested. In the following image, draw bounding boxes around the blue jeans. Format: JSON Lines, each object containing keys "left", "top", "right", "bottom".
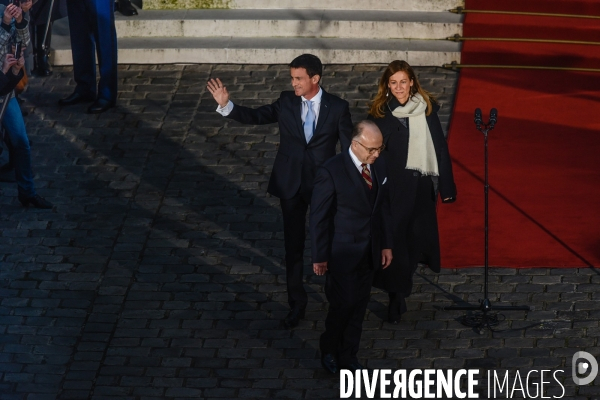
{"left": 2, "top": 97, "right": 36, "bottom": 198}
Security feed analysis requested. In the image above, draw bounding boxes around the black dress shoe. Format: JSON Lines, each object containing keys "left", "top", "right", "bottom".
{"left": 283, "top": 308, "right": 305, "bottom": 329}
{"left": 388, "top": 293, "right": 407, "bottom": 324}
{"left": 116, "top": 0, "right": 138, "bottom": 16}
{"left": 58, "top": 92, "right": 95, "bottom": 106}
{"left": 88, "top": 99, "right": 115, "bottom": 114}
{"left": 321, "top": 353, "right": 338, "bottom": 374}
{"left": 18, "top": 195, "right": 53, "bottom": 209}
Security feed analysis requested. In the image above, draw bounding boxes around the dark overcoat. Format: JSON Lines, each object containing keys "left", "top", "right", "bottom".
{"left": 367, "top": 97, "right": 456, "bottom": 295}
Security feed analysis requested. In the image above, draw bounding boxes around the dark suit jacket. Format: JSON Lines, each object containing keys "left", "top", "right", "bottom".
{"left": 310, "top": 151, "right": 393, "bottom": 274}
{"left": 227, "top": 89, "right": 353, "bottom": 200}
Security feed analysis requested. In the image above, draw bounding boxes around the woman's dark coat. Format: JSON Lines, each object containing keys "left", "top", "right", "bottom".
{"left": 367, "top": 96, "right": 456, "bottom": 296}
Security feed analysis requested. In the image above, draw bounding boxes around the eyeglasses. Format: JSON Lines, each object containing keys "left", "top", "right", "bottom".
{"left": 353, "top": 140, "right": 385, "bottom": 155}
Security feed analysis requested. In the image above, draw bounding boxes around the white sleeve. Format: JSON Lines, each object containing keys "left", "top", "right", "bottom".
{"left": 216, "top": 100, "right": 234, "bottom": 116}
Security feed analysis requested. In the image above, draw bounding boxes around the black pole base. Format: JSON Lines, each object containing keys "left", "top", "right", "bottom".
{"left": 443, "top": 299, "right": 530, "bottom": 334}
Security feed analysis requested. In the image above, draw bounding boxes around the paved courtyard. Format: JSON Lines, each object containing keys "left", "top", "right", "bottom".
{"left": 0, "top": 64, "right": 598, "bottom": 399}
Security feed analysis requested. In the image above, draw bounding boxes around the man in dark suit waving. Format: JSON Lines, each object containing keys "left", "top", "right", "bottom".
{"left": 207, "top": 54, "right": 353, "bottom": 329}
{"left": 311, "top": 120, "right": 393, "bottom": 373}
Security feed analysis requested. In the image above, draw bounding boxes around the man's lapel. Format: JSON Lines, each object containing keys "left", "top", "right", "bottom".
{"left": 372, "top": 159, "right": 387, "bottom": 212}
{"left": 312, "top": 89, "right": 331, "bottom": 141}
{"left": 342, "top": 150, "right": 369, "bottom": 207}
{"left": 293, "top": 95, "right": 305, "bottom": 139}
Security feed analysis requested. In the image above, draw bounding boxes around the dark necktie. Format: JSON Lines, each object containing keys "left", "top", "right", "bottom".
{"left": 361, "top": 163, "right": 372, "bottom": 189}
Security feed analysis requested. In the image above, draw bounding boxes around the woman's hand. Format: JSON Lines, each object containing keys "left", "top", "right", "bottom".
{"left": 3, "top": 4, "right": 23, "bottom": 24}
{"left": 2, "top": 53, "right": 18, "bottom": 75}
{"left": 12, "top": 53, "right": 25, "bottom": 75}
{"left": 21, "top": 0, "right": 33, "bottom": 13}
{"left": 381, "top": 249, "right": 393, "bottom": 269}
{"left": 12, "top": 3, "right": 23, "bottom": 23}
{"left": 3, "top": 5, "right": 15, "bottom": 25}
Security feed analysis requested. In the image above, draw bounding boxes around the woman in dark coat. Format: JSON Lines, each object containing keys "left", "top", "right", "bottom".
{"left": 367, "top": 60, "right": 456, "bottom": 323}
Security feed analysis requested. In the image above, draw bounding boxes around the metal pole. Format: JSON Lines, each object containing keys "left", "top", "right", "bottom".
{"left": 484, "top": 130, "right": 489, "bottom": 301}
{"left": 41, "top": 0, "right": 56, "bottom": 52}
{"left": 442, "top": 108, "right": 529, "bottom": 332}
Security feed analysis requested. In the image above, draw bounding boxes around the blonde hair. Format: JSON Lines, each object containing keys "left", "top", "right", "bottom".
{"left": 368, "top": 60, "right": 436, "bottom": 118}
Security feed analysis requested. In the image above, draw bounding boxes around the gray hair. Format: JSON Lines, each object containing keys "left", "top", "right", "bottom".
{"left": 352, "top": 120, "right": 381, "bottom": 140}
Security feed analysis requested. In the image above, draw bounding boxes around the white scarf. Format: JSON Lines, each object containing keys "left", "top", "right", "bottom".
{"left": 391, "top": 93, "right": 439, "bottom": 176}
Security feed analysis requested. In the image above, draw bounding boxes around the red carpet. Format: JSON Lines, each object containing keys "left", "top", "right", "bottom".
{"left": 438, "top": 0, "right": 600, "bottom": 267}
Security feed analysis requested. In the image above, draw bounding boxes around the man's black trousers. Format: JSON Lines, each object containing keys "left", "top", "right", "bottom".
{"left": 279, "top": 193, "right": 310, "bottom": 311}
{"left": 320, "top": 267, "right": 373, "bottom": 365}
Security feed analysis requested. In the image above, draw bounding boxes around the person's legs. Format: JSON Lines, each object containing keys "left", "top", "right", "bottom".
{"left": 338, "top": 269, "right": 373, "bottom": 366}
{"left": 320, "top": 273, "right": 354, "bottom": 358}
{"left": 2, "top": 98, "right": 35, "bottom": 198}
{"left": 0, "top": 131, "right": 16, "bottom": 182}
{"left": 91, "top": 0, "right": 118, "bottom": 103}
{"left": 66, "top": 0, "right": 97, "bottom": 97}
{"left": 279, "top": 194, "right": 309, "bottom": 311}
{"left": 410, "top": 176, "right": 441, "bottom": 271}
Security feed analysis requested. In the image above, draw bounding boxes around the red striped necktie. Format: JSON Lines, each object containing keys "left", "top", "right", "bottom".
{"left": 361, "top": 163, "right": 372, "bottom": 189}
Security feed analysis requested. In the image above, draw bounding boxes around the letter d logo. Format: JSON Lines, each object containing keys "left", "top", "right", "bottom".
{"left": 572, "top": 351, "right": 599, "bottom": 385}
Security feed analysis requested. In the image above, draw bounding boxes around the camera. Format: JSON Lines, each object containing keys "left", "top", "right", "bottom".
{"left": 11, "top": 0, "right": 21, "bottom": 6}
{"left": 14, "top": 42, "right": 22, "bottom": 59}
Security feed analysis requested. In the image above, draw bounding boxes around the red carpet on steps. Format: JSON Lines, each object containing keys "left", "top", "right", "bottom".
{"left": 437, "top": 0, "right": 600, "bottom": 268}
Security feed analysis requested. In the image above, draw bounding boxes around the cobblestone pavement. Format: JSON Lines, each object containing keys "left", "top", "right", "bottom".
{"left": 0, "top": 64, "right": 598, "bottom": 400}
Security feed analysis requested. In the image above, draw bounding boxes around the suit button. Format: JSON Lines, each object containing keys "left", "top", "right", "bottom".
{"left": 413, "top": 171, "right": 419, "bottom": 177}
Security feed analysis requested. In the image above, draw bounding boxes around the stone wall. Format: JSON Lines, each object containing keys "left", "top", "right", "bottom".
{"left": 142, "top": 0, "right": 231, "bottom": 9}
{"left": 139, "top": 0, "right": 462, "bottom": 10}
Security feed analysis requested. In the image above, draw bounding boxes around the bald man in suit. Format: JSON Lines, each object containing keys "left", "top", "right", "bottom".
{"left": 311, "top": 120, "right": 393, "bottom": 373}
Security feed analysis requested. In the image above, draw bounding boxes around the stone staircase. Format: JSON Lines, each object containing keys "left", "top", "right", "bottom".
{"left": 52, "top": 0, "right": 464, "bottom": 65}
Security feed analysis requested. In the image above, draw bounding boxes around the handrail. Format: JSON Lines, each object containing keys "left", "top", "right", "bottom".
{"left": 447, "top": 35, "right": 600, "bottom": 47}
{"left": 450, "top": 7, "right": 600, "bottom": 19}
{"left": 442, "top": 63, "right": 600, "bottom": 73}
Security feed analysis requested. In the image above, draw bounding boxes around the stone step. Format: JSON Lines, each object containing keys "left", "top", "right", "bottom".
{"left": 141, "top": 0, "right": 463, "bottom": 12}
{"left": 52, "top": 35, "right": 461, "bottom": 66}
{"left": 114, "top": 9, "right": 463, "bottom": 40}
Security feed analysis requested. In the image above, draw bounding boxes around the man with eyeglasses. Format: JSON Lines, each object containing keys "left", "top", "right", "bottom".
{"left": 310, "top": 120, "right": 393, "bottom": 373}
{"left": 353, "top": 138, "right": 386, "bottom": 156}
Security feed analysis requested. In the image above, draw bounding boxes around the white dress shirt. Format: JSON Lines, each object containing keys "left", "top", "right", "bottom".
{"left": 301, "top": 87, "right": 322, "bottom": 126}
{"left": 216, "top": 100, "right": 234, "bottom": 116}
{"left": 216, "top": 87, "right": 323, "bottom": 124}
{"left": 349, "top": 147, "right": 370, "bottom": 174}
